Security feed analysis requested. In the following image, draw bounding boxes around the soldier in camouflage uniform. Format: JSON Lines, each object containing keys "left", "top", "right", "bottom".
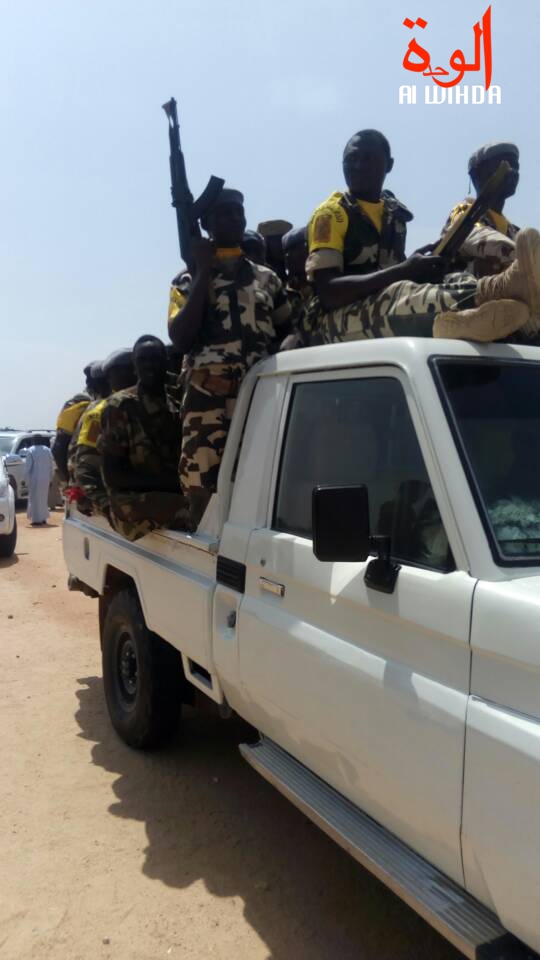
{"left": 169, "top": 189, "right": 291, "bottom": 527}
{"left": 306, "top": 129, "right": 534, "bottom": 345}
{"left": 73, "top": 349, "right": 136, "bottom": 517}
{"left": 99, "top": 336, "right": 190, "bottom": 541}
{"left": 441, "top": 141, "right": 520, "bottom": 279}
{"left": 52, "top": 361, "right": 96, "bottom": 483}
{"left": 66, "top": 361, "right": 110, "bottom": 487}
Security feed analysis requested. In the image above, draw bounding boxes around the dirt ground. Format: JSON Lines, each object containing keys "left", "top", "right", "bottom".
{"left": 0, "top": 508, "right": 461, "bottom": 960}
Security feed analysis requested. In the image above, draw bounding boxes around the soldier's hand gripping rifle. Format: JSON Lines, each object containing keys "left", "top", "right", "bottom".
{"left": 434, "top": 160, "right": 512, "bottom": 261}
{"left": 162, "top": 98, "right": 224, "bottom": 273}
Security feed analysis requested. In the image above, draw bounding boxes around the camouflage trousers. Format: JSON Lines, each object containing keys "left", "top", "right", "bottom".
{"left": 74, "top": 446, "right": 110, "bottom": 517}
{"left": 459, "top": 224, "right": 516, "bottom": 277}
{"left": 307, "top": 275, "right": 478, "bottom": 344}
{"left": 180, "top": 364, "right": 244, "bottom": 526}
{"left": 108, "top": 490, "right": 191, "bottom": 542}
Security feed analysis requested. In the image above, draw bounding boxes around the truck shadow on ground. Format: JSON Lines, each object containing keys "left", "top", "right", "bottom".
{"left": 74, "top": 675, "right": 460, "bottom": 960}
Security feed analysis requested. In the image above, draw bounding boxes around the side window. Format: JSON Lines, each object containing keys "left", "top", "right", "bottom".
{"left": 273, "top": 377, "right": 453, "bottom": 572}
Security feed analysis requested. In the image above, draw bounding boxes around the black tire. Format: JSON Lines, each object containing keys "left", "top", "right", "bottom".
{"left": 0, "top": 517, "right": 17, "bottom": 558}
{"left": 101, "top": 588, "right": 184, "bottom": 748}
{"left": 8, "top": 476, "right": 17, "bottom": 499}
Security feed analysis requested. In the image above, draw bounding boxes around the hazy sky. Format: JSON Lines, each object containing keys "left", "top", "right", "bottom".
{"left": 2, "top": 0, "right": 537, "bottom": 427}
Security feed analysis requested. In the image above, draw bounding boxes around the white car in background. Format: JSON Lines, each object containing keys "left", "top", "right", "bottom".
{"left": 0, "top": 431, "right": 54, "bottom": 500}
{"left": 0, "top": 457, "right": 16, "bottom": 557}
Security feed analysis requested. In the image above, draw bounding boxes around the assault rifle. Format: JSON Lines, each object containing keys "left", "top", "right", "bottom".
{"left": 435, "top": 160, "right": 512, "bottom": 260}
{"left": 162, "top": 98, "right": 224, "bottom": 273}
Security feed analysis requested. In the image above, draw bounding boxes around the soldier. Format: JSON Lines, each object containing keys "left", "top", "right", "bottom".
{"left": 100, "top": 336, "right": 190, "bottom": 542}
{"left": 257, "top": 219, "right": 293, "bottom": 282}
{"left": 169, "top": 188, "right": 291, "bottom": 527}
{"left": 242, "top": 229, "right": 266, "bottom": 265}
{"left": 441, "top": 141, "right": 520, "bottom": 278}
{"left": 66, "top": 361, "right": 110, "bottom": 486}
{"left": 306, "top": 128, "right": 537, "bottom": 345}
{"left": 280, "top": 226, "right": 313, "bottom": 348}
{"left": 74, "top": 349, "right": 136, "bottom": 517}
{"left": 52, "top": 361, "right": 103, "bottom": 483}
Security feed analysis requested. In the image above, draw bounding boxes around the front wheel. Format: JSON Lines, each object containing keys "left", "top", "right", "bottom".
{"left": 0, "top": 517, "right": 17, "bottom": 558}
{"left": 101, "top": 588, "right": 184, "bottom": 748}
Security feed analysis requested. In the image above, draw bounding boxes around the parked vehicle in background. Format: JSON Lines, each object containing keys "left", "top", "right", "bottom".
{"left": 0, "top": 431, "right": 55, "bottom": 500}
{"left": 0, "top": 457, "right": 17, "bottom": 557}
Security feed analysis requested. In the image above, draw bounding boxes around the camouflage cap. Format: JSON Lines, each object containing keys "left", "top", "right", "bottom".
{"left": 282, "top": 226, "right": 307, "bottom": 252}
{"left": 257, "top": 219, "right": 293, "bottom": 238}
{"left": 468, "top": 141, "right": 519, "bottom": 173}
{"left": 103, "top": 349, "right": 133, "bottom": 374}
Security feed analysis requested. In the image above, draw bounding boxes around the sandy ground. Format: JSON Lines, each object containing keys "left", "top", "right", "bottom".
{"left": 0, "top": 508, "right": 461, "bottom": 960}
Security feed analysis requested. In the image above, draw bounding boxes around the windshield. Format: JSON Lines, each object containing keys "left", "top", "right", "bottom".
{"left": 435, "top": 359, "right": 540, "bottom": 564}
{"left": 0, "top": 436, "right": 15, "bottom": 454}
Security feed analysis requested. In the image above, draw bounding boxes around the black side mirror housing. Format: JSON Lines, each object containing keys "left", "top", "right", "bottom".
{"left": 312, "top": 485, "right": 371, "bottom": 562}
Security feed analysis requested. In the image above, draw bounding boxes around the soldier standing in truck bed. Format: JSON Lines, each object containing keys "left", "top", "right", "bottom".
{"left": 74, "top": 349, "right": 136, "bottom": 517}
{"left": 99, "top": 336, "right": 190, "bottom": 541}
{"left": 169, "top": 188, "right": 291, "bottom": 528}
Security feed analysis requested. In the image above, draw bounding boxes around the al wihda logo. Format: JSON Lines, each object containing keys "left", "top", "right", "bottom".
{"left": 399, "top": 5, "right": 501, "bottom": 104}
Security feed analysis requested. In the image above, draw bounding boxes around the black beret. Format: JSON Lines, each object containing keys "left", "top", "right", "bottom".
{"left": 282, "top": 227, "right": 307, "bottom": 252}
{"left": 103, "top": 349, "right": 133, "bottom": 374}
{"left": 468, "top": 141, "right": 519, "bottom": 173}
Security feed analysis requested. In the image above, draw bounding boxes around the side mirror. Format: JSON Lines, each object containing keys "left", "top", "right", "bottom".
{"left": 4, "top": 454, "right": 23, "bottom": 466}
{"left": 312, "top": 485, "right": 371, "bottom": 562}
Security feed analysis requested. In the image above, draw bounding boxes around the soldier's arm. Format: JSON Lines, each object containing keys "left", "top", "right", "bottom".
{"left": 102, "top": 453, "right": 181, "bottom": 494}
{"left": 169, "top": 239, "right": 213, "bottom": 353}
{"left": 308, "top": 199, "right": 444, "bottom": 310}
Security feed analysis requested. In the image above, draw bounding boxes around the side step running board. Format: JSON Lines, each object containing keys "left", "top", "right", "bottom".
{"left": 240, "top": 738, "right": 533, "bottom": 960}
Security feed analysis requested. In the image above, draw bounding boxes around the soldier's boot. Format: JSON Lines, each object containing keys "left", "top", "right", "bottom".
{"left": 433, "top": 299, "right": 529, "bottom": 342}
{"left": 476, "top": 228, "right": 540, "bottom": 314}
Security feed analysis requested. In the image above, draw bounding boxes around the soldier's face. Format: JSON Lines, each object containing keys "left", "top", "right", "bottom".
{"left": 208, "top": 202, "right": 246, "bottom": 246}
{"left": 109, "top": 366, "right": 136, "bottom": 392}
{"left": 343, "top": 140, "right": 392, "bottom": 199}
{"left": 134, "top": 345, "right": 167, "bottom": 391}
{"left": 474, "top": 154, "right": 520, "bottom": 199}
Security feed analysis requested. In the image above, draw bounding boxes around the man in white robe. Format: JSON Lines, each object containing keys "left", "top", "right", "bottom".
{"left": 26, "top": 445, "right": 54, "bottom": 525}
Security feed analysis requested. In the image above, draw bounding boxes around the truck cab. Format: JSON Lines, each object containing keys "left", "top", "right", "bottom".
{"left": 63, "top": 338, "right": 540, "bottom": 959}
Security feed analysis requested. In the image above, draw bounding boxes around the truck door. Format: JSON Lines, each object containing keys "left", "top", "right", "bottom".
{"left": 238, "top": 368, "right": 474, "bottom": 885}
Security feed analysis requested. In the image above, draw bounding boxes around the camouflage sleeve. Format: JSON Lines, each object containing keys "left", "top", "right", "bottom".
{"left": 167, "top": 271, "right": 192, "bottom": 334}
{"left": 99, "top": 402, "right": 131, "bottom": 461}
{"left": 270, "top": 275, "right": 292, "bottom": 327}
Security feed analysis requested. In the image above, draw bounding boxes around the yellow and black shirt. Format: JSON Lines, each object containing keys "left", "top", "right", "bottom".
{"left": 306, "top": 189, "right": 413, "bottom": 280}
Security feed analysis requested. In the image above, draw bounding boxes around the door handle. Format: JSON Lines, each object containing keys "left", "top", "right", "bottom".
{"left": 259, "top": 577, "right": 285, "bottom": 598}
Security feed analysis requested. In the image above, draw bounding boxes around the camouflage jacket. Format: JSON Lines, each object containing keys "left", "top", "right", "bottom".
{"left": 441, "top": 199, "right": 519, "bottom": 276}
{"left": 168, "top": 256, "right": 291, "bottom": 372}
{"left": 306, "top": 190, "right": 413, "bottom": 280}
{"left": 99, "top": 386, "right": 181, "bottom": 481}
{"left": 287, "top": 284, "right": 315, "bottom": 346}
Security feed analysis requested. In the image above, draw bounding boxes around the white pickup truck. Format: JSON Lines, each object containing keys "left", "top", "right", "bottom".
{"left": 63, "top": 338, "right": 540, "bottom": 960}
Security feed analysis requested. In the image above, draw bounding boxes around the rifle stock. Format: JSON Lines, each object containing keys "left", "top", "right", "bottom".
{"left": 163, "top": 98, "right": 224, "bottom": 273}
